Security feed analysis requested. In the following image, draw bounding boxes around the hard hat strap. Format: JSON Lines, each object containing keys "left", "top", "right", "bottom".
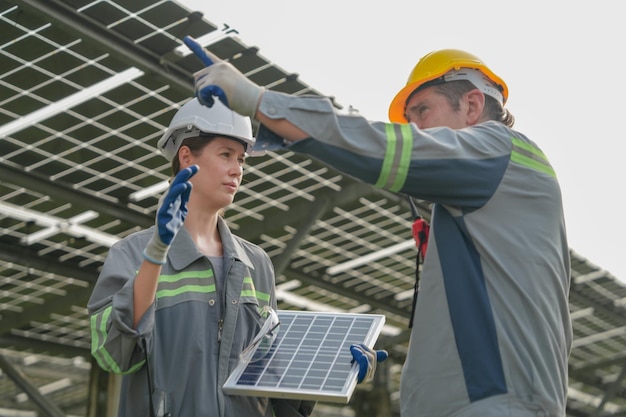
{"left": 443, "top": 68, "right": 504, "bottom": 104}
{"left": 405, "top": 68, "right": 504, "bottom": 107}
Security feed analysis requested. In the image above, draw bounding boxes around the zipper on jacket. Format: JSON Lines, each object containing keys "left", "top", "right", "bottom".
{"left": 217, "top": 258, "right": 232, "bottom": 345}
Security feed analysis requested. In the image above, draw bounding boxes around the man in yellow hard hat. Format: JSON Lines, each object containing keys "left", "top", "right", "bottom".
{"left": 388, "top": 49, "right": 512, "bottom": 127}
{"left": 187, "top": 38, "right": 572, "bottom": 417}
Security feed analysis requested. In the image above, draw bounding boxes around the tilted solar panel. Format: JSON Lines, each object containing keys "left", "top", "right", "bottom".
{"left": 223, "top": 310, "right": 386, "bottom": 403}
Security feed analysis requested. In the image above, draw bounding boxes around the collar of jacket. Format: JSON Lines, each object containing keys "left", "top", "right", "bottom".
{"left": 166, "top": 217, "right": 255, "bottom": 271}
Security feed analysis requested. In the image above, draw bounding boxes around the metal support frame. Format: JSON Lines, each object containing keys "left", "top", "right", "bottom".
{"left": 86, "top": 356, "right": 121, "bottom": 417}
{"left": 0, "top": 164, "right": 153, "bottom": 229}
{"left": 272, "top": 197, "right": 329, "bottom": 276}
{"left": 14, "top": 0, "right": 194, "bottom": 94}
{"left": 0, "top": 353, "right": 66, "bottom": 417}
{"left": 590, "top": 362, "right": 626, "bottom": 417}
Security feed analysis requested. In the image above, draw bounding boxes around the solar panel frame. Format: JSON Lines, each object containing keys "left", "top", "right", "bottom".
{"left": 223, "top": 310, "right": 386, "bottom": 404}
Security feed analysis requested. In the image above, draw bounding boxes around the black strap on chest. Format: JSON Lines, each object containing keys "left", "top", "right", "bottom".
{"left": 407, "top": 196, "right": 430, "bottom": 328}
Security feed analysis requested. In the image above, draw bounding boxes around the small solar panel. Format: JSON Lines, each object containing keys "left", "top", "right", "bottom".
{"left": 223, "top": 310, "right": 386, "bottom": 404}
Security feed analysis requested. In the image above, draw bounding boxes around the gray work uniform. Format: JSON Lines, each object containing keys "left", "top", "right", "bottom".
{"left": 88, "top": 217, "right": 314, "bottom": 417}
{"left": 255, "top": 91, "right": 572, "bottom": 417}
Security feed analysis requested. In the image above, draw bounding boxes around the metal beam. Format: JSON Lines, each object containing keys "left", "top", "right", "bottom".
{"left": 283, "top": 268, "right": 409, "bottom": 319}
{"left": 87, "top": 356, "right": 121, "bottom": 417}
{"left": 0, "top": 286, "right": 93, "bottom": 337}
{"left": 564, "top": 407, "right": 588, "bottom": 417}
{"left": 272, "top": 197, "right": 329, "bottom": 276}
{"left": 0, "top": 163, "right": 152, "bottom": 229}
{"left": 569, "top": 283, "right": 626, "bottom": 330}
{"left": 0, "top": 240, "right": 99, "bottom": 282}
{"left": 568, "top": 367, "right": 626, "bottom": 401}
{"left": 572, "top": 352, "right": 626, "bottom": 375}
{"left": 0, "top": 240, "right": 97, "bottom": 335}
{"left": 14, "top": 0, "right": 194, "bottom": 94}
{"left": 237, "top": 181, "right": 377, "bottom": 243}
{"left": 0, "top": 336, "right": 87, "bottom": 358}
{"left": 0, "top": 353, "right": 66, "bottom": 417}
{"left": 590, "top": 362, "right": 626, "bottom": 417}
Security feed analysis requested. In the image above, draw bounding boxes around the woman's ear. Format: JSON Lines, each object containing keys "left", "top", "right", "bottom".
{"left": 178, "top": 145, "right": 191, "bottom": 168}
{"left": 465, "top": 89, "right": 485, "bottom": 125}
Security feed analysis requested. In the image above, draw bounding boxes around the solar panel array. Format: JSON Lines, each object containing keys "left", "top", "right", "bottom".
{"left": 1, "top": 1, "right": 626, "bottom": 416}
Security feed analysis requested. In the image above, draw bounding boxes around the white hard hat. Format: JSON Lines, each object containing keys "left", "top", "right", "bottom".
{"left": 157, "top": 98, "right": 255, "bottom": 162}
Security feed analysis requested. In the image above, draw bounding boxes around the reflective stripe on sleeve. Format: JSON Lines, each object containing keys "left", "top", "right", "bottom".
{"left": 376, "top": 123, "right": 413, "bottom": 192}
{"left": 90, "top": 306, "right": 145, "bottom": 375}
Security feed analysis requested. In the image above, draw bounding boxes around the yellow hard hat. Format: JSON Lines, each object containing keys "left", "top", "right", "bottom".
{"left": 388, "top": 49, "right": 508, "bottom": 123}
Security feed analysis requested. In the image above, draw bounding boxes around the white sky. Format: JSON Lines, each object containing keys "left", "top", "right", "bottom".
{"left": 181, "top": 0, "right": 626, "bottom": 283}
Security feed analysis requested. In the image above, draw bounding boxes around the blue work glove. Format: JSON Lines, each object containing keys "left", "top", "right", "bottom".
{"left": 350, "top": 343, "right": 388, "bottom": 384}
{"left": 183, "top": 35, "right": 264, "bottom": 118}
{"left": 143, "top": 165, "right": 198, "bottom": 264}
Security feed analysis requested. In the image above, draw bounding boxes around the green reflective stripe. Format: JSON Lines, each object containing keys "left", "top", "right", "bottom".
{"left": 376, "top": 124, "right": 398, "bottom": 188}
{"left": 512, "top": 137, "right": 549, "bottom": 159}
{"left": 256, "top": 291, "right": 271, "bottom": 302}
{"left": 241, "top": 276, "right": 271, "bottom": 303}
{"left": 156, "top": 269, "right": 216, "bottom": 299}
{"left": 158, "top": 269, "right": 213, "bottom": 282}
{"left": 376, "top": 124, "right": 412, "bottom": 192}
{"left": 240, "top": 290, "right": 256, "bottom": 298}
{"left": 390, "top": 124, "right": 413, "bottom": 192}
{"left": 240, "top": 289, "right": 271, "bottom": 302}
{"left": 157, "top": 284, "right": 216, "bottom": 299}
{"left": 90, "top": 310, "right": 108, "bottom": 370}
{"left": 91, "top": 308, "right": 122, "bottom": 373}
{"left": 93, "top": 308, "right": 120, "bottom": 372}
{"left": 90, "top": 307, "right": 143, "bottom": 374}
{"left": 511, "top": 153, "right": 556, "bottom": 177}
{"left": 511, "top": 137, "right": 556, "bottom": 178}
{"left": 124, "top": 358, "right": 146, "bottom": 375}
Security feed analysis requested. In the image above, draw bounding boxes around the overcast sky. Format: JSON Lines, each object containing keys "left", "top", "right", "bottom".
{"left": 181, "top": 0, "right": 626, "bottom": 283}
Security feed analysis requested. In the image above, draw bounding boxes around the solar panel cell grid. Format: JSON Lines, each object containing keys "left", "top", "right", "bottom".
{"left": 224, "top": 311, "right": 385, "bottom": 403}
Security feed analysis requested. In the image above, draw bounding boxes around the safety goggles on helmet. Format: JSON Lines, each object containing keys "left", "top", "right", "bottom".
{"left": 240, "top": 306, "right": 280, "bottom": 364}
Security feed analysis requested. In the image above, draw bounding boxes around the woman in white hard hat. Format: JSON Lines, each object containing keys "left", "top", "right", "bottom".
{"left": 87, "top": 98, "right": 315, "bottom": 417}
{"left": 188, "top": 41, "right": 572, "bottom": 417}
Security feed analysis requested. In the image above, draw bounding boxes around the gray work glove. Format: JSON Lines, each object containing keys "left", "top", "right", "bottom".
{"left": 143, "top": 165, "right": 198, "bottom": 265}
{"left": 183, "top": 35, "right": 264, "bottom": 118}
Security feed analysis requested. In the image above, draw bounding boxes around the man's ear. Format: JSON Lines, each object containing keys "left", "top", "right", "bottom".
{"left": 465, "top": 89, "right": 485, "bottom": 125}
